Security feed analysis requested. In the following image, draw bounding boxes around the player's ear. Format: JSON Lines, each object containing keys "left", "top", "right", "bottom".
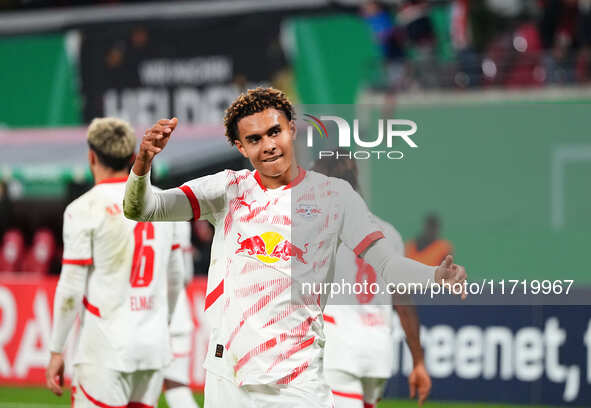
{"left": 234, "top": 139, "right": 249, "bottom": 159}
{"left": 289, "top": 120, "right": 296, "bottom": 140}
{"left": 88, "top": 149, "right": 96, "bottom": 166}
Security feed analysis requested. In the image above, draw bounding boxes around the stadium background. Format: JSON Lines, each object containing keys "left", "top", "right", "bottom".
{"left": 1, "top": 0, "right": 590, "bottom": 406}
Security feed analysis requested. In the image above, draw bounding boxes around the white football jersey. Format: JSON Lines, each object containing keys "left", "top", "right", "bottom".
{"left": 323, "top": 217, "right": 403, "bottom": 378}
{"left": 177, "top": 168, "right": 384, "bottom": 386}
{"left": 62, "top": 178, "right": 181, "bottom": 372}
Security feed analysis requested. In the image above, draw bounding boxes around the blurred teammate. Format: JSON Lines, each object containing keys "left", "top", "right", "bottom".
{"left": 46, "top": 118, "right": 183, "bottom": 407}
{"left": 313, "top": 156, "right": 431, "bottom": 408}
{"left": 405, "top": 214, "right": 453, "bottom": 266}
{"left": 123, "top": 87, "right": 466, "bottom": 406}
{"left": 163, "top": 220, "right": 200, "bottom": 408}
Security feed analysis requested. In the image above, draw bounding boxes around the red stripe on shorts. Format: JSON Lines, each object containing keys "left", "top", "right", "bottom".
{"left": 332, "top": 390, "right": 364, "bottom": 400}
{"left": 82, "top": 296, "right": 101, "bottom": 317}
{"left": 79, "top": 384, "right": 127, "bottom": 408}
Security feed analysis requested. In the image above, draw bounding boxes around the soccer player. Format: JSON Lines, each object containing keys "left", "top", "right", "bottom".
{"left": 163, "top": 220, "right": 201, "bottom": 408}
{"left": 123, "top": 87, "right": 466, "bottom": 406}
{"left": 313, "top": 155, "right": 431, "bottom": 408}
{"left": 46, "top": 118, "right": 183, "bottom": 408}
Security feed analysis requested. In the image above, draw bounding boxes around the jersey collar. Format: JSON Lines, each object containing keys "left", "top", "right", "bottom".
{"left": 254, "top": 166, "right": 306, "bottom": 192}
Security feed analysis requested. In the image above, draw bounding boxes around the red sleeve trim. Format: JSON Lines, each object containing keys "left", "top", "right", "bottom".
{"left": 353, "top": 231, "right": 385, "bottom": 256}
{"left": 79, "top": 384, "right": 129, "bottom": 408}
{"left": 82, "top": 296, "right": 101, "bottom": 318}
{"left": 62, "top": 258, "right": 93, "bottom": 266}
{"left": 171, "top": 243, "right": 181, "bottom": 251}
{"left": 332, "top": 390, "right": 364, "bottom": 400}
{"left": 178, "top": 185, "right": 201, "bottom": 220}
{"left": 204, "top": 279, "right": 224, "bottom": 311}
{"left": 323, "top": 314, "right": 336, "bottom": 324}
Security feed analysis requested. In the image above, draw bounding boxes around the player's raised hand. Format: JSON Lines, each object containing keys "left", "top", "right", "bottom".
{"left": 434, "top": 255, "right": 468, "bottom": 300}
{"left": 409, "top": 361, "right": 432, "bottom": 406}
{"left": 134, "top": 118, "right": 178, "bottom": 176}
{"left": 46, "top": 352, "right": 65, "bottom": 396}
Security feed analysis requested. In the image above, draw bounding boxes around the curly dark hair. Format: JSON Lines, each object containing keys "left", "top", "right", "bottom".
{"left": 224, "top": 87, "right": 295, "bottom": 145}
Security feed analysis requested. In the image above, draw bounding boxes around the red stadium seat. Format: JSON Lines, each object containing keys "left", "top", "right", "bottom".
{"left": 20, "top": 229, "right": 57, "bottom": 275}
{"left": 0, "top": 229, "right": 25, "bottom": 272}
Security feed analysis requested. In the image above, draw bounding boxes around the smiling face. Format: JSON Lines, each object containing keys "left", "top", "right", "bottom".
{"left": 234, "top": 108, "right": 296, "bottom": 181}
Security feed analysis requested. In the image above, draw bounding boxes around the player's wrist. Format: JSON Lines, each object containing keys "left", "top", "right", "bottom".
{"left": 132, "top": 157, "right": 152, "bottom": 177}
{"left": 412, "top": 353, "right": 425, "bottom": 368}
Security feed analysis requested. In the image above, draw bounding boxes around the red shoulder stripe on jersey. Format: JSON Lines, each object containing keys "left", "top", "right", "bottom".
{"left": 79, "top": 384, "right": 127, "bottom": 408}
{"left": 323, "top": 314, "right": 336, "bottom": 324}
{"left": 128, "top": 402, "right": 153, "bottom": 408}
{"left": 277, "top": 360, "right": 309, "bottom": 385}
{"left": 353, "top": 231, "right": 385, "bottom": 257}
{"left": 332, "top": 390, "right": 364, "bottom": 400}
{"left": 82, "top": 296, "right": 101, "bottom": 318}
{"left": 97, "top": 176, "right": 128, "bottom": 185}
{"left": 63, "top": 258, "right": 93, "bottom": 265}
{"left": 178, "top": 185, "right": 201, "bottom": 220}
{"left": 204, "top": 279, "right": 224, "bottom": 311}
{"left": 171, "top": 243, "right": 181, "bottom": 250}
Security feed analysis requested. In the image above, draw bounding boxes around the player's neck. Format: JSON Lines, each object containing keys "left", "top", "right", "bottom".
{"left": 257, "top": 161, "right": 300, "bottom": 190}
{"left": 93, "top": 167, "right": 130, "bottom": 185}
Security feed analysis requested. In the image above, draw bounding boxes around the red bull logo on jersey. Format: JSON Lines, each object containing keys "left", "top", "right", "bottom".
{"left": 235, "top": 232, "right": 309, "bottom": 264}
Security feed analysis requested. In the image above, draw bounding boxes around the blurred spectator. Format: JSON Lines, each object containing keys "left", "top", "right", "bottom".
{"left": 576, "top": 0, "right": 591, "bottom": 81}
{"left": 361, "top": 1, "right": 407, "bottom": 88}
{"left": 405, "top": 214, "right": 453, "bottom": 267}
{"left": 540, "top": 0, "right": 580, "bottom": 83}
{"left": 398, "top": 0, "right": 437, "bottom": 88}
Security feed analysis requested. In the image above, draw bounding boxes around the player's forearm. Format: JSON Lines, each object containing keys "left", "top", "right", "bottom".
{"left": 394, "top": 302, "right": 424, "bottom": 366}
{"left": 49, "top": 265, "right": 86, "bottom": 353}
{"left": 123, "top": 169, "right": 193, "bottom": 222}
{"left": 362, "top": 238, "right": 435, "bottom": 286}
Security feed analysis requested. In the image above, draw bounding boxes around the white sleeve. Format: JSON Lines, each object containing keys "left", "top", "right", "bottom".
{"left": 124, "top": 169, "right": 228, "bottom": 222}
{"left": 336, "top": 180, "right": 385, "bottom": 256}
{"left": 49, "top": 264, "right": 87, "bottom": 353}
{"left": 362, "top": 238, "right": 435, "bottom": 286}
{"left": 124, "top": 170, "right": 194, "bottom": 222}
{"left": 167, "top": 223, "right": 184, "bottom": 324}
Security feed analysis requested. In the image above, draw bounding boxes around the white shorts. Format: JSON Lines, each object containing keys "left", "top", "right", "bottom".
{"left": 324, "top": 369, "right": 387, "bottom": 408}
{"left": 72, "top": 364, "right": 163, "bottom": 408}
{"left": 162, "top": 347, "right": 190, "bottom": 385}
{"left": 203, "top": 369, "right": 335, "bottom": 408}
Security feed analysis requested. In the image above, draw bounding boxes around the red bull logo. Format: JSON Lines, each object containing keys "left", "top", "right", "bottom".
{"left": 235, "top": 232, "right": 309, "bottom": 264}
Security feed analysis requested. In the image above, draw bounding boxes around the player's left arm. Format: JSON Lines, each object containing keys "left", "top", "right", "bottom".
{"left": 47, "top": 204, "right": 92, "bottom": 396}
{"left": 338, "top": 181, "right": 467, "bottom": 297}
{"left": 394, "top": 300, "right": 431, "bottom": 406}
